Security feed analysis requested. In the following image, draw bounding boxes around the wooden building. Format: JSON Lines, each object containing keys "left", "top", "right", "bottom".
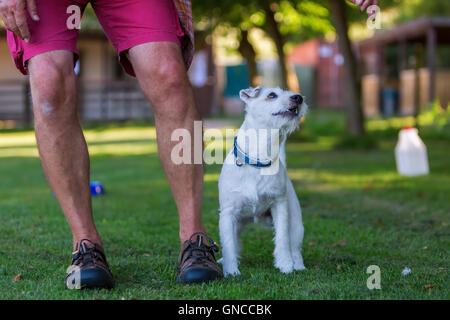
{"left": 289, "top": 39, "right": 346, "bottom": 109}
{"left": 288, "top": 17, "right": 450, "bottom": 116}
{"left": 357, "top": 17, "right": 450, "bottom": 116}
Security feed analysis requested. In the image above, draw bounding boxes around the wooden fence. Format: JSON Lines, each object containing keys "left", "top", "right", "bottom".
{"left": 0, "top": 80, "right": 31, "bottom": 123}
{"left": 0, "top": 79, "right": 153, "bottom": 125}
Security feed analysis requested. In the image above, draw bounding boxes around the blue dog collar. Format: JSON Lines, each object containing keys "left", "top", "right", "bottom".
{"left": 233, "top": 136, "right": 272, "bottom": 168}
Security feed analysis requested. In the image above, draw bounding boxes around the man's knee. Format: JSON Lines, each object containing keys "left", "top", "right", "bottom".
{"left": 143, "top": 55, "right": 187, "bottom": 91}
{"left": 28, "top": 51, "right": 77, "bottom": 121}
{"left": 138, "top": 55, "right": 193, "bottom": 117}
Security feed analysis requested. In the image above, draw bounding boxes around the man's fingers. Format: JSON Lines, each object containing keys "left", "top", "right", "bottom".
{"left": 347, "top": 0, "right": 378, "bottom": 16}
{"left": 366, "top": 0, "right": 379, "bottom": 16}
{"left": 347, "top": 0, "right": 363, "bottom": 5}
{"left": 1, "top": 11, "right": 22, "bottom": 39}
{"left": 360, "top": 0, "right": 372, "bottom": 12}
{"left": 14, "top": 8, "right": 30, "bottom": 42}
{"left": 27, "top": 0, "right": 39, "bottom": 21}
{"left": 372, "top": 0, "right": 379, "bottom": 13}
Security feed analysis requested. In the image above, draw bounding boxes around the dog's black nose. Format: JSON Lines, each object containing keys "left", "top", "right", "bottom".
{"left": 290, "top": 94, "right": 303, "bottom": 104}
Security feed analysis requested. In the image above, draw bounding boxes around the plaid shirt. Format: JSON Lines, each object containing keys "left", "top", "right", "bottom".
{"left": 174, "top": 0, "right": 194, "bottom": 70}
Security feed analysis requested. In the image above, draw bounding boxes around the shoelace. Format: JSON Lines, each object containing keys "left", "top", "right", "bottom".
{"left": 184, "top": 233, "right": 219, "bottom": 267}
{"left": 72, "top": 239, "right": 105, "bottom": 266}
{"left": 189, "top": 232, "right": 219, "bottom": 251}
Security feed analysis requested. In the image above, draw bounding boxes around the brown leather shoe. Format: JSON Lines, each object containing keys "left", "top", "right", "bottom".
{"left": 177, "top": 232, "right": 223, "bottom": 284}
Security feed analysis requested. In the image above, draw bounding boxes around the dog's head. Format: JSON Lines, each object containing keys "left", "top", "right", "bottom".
{"left": 239, "top": 86, "right": 307, "bottom": 135}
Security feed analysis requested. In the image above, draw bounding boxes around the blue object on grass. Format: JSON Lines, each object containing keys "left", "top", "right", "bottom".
{"left": 52, "top": 181, "right": 106, "bottom": 197}
{"left": 90, "top": 181, "right": 106, "bottom": 196}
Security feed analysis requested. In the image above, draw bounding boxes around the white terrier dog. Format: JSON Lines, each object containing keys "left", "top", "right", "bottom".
{"left": 218, "top": 86, "right": 308, "bottom": 276}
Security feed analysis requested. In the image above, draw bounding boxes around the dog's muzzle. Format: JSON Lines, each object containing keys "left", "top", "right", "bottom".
{"left": 272, "top": 95, "right": 303, "bottom": 117}
{"left": 290, "top": 94, "right": 303, "bottom": 105}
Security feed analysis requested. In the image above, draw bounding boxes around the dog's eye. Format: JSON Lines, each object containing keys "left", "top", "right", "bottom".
{"left": 267, "top": 92, "right": 278, "bottom": 99}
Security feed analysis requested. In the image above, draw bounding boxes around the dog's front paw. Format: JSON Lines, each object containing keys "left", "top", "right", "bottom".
{"left": 293, "top": 263, "right": 306, "bottom": 271}
{"left": 293, "top": 256, "right": 306, "bottom": 270}
{"left": 275, "top": 262, "right": 294, "bottom": 274}
{"left": 223, "top": 267, "right": 241, "bottom": 277}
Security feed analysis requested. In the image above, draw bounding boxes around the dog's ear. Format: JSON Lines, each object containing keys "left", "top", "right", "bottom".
{"left": 239, "top": 86, "right": 262, "bottom": 102}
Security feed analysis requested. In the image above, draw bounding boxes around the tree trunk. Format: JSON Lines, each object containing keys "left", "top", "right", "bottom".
{"left": 329, "top": 0, "right": 365, "bottom": 136}
{"left": 263, "top": 2, "right": 289, "bottom": 89}
{"left": 238, "top": 29, "right": 259, "bottom": 87}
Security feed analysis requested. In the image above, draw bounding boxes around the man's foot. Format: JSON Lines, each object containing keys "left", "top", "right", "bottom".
{"left": 65, "top": 239, "right": 115, "bottom": 289}
{"left": 177, "top": 232, "right": 224, "bottom": 284}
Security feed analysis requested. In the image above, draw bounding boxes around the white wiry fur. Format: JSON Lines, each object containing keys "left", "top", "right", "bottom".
{"left": 218, "top": 86, "right": 308, "bottom": 276}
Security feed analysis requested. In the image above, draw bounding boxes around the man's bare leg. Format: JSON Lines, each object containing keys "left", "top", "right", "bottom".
{"left": 28, "top": 50, "right": 101, "bottom": 248}
{"left": 127, "top": 42, "right": 205, "bottom": 243}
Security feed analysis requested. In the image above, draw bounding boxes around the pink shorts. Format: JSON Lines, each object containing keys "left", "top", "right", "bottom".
{"left": 7, "top": 0, "right": 184, "bottom": 77}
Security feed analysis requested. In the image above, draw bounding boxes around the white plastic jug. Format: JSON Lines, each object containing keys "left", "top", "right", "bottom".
{"left": 395, "top": 127, "right": 429, "bottom": 176}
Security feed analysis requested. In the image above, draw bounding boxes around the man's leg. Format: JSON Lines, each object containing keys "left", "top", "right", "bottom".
{"left": 127, "top": 42, "right": 205, "bottom": 243}
{"left": 28, "top": 50, "right": 101, "bottom": 248}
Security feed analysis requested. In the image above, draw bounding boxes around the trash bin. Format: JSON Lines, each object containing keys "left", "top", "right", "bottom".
{"left": 382, "top": 88, "right": 398, "bottom": 116}
{"left": 223, "top": 64, "right": 250, "bottom": 98}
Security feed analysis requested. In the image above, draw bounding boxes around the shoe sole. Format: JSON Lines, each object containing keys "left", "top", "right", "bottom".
{"left": 176, "top": 267, "right": 222, "bottom": 284}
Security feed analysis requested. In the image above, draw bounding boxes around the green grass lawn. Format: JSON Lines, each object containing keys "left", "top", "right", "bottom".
{"left": 0, "top": 111, "right": 448, "bottom": 299}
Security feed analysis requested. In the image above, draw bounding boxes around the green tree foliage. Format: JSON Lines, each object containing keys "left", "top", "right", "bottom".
{"left": 193, "top": 0, "right": 337, "bottom": 89}
{"left": 397, "top": 0, "right": 450, "bottom": 21}
{"left": 79, "top": 4, "right": 102, "bottom": 30}
{"left": 280, "top": 0, "right": 334, "bottom": 43}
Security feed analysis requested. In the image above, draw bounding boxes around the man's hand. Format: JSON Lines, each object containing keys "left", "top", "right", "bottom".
{"left": 347, "top": 0, "right": 379, "bottom": 17}
{"left": 0, "top": 0, "right": 39, "bottom": 42}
